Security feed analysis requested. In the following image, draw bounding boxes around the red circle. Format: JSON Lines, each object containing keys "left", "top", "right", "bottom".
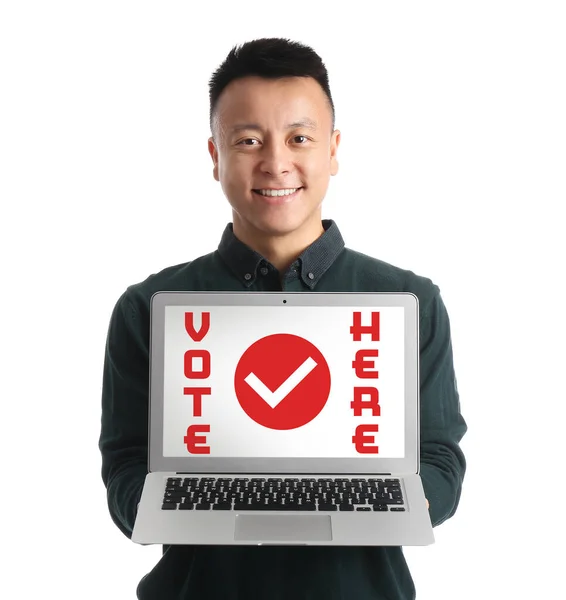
{"left": 234, "top": 333, "right": 331, "bottom": 430}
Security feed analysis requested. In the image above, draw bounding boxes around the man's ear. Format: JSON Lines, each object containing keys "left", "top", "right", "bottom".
{"left": 208, "top": 137, "right": 219, "bottom": 182}
{"left": 330, "top": 130, "right": 341, "bottom": 176}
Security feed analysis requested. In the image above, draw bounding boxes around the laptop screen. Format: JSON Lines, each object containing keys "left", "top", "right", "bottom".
{"left": 162, "top": 305, "right": 406, "bottom": 459}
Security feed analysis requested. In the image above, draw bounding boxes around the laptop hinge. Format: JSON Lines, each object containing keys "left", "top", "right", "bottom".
{"left": 174, "top": 472, "right": 393, "bottom": 476}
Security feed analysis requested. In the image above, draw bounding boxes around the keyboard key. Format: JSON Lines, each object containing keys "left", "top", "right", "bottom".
{"left": 164, "top": 491, "right": 184, "bottom": 499}
{"left": 196, "top": 503, "right": 211, "bottom": 510}
{"left": 373, "top": 504, "right": 388, "bottom": 511}
{"left": 161, "top": 504, "right": 176, "bottom": 510}
{"left": 390, "top": 507, "right": 406, "bottom": 512}
{"left": 297, "top": 505, "right": 316, "bottom": 511}
{"left": 317, "top": 503, "right": 337, "bottom": 511}
{"left": 212, "top": 503, "right": 231, "bottom": 510}
{"left": 179, "top": 503, "right": 194, "bottom": 510}
{"left": 356, "top": 507, "right": 371, "bottom": 511}
{"left": 235, "top": 503, "right": 269, "bottom": 511}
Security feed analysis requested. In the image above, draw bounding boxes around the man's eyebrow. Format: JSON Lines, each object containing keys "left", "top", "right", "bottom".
{"left": 229, "top": 118, "right": 318, "bottom": 133}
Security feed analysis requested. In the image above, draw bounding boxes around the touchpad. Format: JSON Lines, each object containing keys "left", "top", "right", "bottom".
{"left": 234, "top": 514, "right": 332, "bottom": 542}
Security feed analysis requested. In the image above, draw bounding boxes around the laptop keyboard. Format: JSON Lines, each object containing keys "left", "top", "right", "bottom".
{"left": 161, "top": 477, "right": 405, "bottom": 512}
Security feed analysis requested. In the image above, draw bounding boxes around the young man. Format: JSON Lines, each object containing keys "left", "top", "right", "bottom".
{"left": 99, "top": 37, "right": 467, "bottom": 600}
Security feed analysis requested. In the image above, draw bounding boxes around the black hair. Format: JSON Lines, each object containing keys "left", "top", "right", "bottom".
{"left": 208, "top": 37, "right": 335, "bottom": 137}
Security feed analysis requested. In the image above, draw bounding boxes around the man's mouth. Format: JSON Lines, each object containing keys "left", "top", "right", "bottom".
{"left": 252, "top": 187, "right": 304, "bottom": 198}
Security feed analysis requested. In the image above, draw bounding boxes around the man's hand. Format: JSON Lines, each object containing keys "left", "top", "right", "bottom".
{"left": 426, "top": 499, "right": 429, "bottom": 509}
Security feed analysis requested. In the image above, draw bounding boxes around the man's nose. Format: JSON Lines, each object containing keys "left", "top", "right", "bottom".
{"left": 259, "top": 141, "right": 294, "bottom": 175}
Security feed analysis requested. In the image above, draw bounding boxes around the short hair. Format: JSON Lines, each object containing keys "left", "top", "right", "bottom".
{"left": 208, "top": 37, "right": 335, "bottom": 138}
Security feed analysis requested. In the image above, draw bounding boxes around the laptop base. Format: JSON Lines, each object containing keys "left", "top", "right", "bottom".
{"left": 132, "top": 472, "right": 434, "bottom": 546}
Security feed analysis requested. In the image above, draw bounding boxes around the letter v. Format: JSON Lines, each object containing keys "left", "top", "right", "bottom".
{"left": 184, "top": 312, "right": 210, "bottom": 341}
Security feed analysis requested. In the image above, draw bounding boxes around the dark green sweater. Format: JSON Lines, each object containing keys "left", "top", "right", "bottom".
{"left": 99, "top": 220, "right": 467, "bottom": 600}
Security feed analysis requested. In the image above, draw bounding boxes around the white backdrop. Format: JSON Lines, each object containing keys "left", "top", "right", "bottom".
{"left": 1, "top": 1, "right": 565, "bottom": 598}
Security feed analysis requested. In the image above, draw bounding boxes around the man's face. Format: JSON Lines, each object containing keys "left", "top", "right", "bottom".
{"left": 208, "top": 76, "right": 340, "bottom": 243}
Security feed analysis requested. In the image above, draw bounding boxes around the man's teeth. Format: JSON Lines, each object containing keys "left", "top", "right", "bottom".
{"left": 256, "top": 188, "right": 300, "bottom": 197}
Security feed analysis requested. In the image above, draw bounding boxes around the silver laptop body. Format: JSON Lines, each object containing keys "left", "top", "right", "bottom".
{"left": 132, "top": 292, "right": 434, "bottom": 546}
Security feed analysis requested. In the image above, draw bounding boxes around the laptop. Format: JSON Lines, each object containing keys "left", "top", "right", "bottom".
{"left": 132, "top": 291, "right": 434, "bottom": 546}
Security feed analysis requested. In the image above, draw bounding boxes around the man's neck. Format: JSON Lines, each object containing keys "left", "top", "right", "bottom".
{"left": 232, "top": 220, "right": 325, "bottom": 273}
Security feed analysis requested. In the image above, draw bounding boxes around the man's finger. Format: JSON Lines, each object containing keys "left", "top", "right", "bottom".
{"left": 426, "top": 499, "right": 429, "bottom": 509}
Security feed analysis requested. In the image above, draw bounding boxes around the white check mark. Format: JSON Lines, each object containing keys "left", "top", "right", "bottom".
{"left": 244, "top": 356, "right": 318, "bottom": 409}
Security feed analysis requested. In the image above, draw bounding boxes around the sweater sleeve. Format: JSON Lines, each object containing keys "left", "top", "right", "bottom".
{"left": 418, "top": 286, "right": 467, "bottom": 527}
{"left": 99, "top": 290, "right": 149, "bottom": 538}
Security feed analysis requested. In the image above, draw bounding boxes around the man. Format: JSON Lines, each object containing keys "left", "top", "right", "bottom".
{"left": 100, "top": 37, "right": 467, "bottom": 600}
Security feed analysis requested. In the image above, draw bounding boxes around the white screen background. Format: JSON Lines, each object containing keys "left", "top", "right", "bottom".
{"left": 162, "top": 306, "right": 405, "bottom": 457}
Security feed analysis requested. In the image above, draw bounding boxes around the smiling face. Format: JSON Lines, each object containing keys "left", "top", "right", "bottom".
{"left": 208, "top": 76, "right": 340, "bottom": 250}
